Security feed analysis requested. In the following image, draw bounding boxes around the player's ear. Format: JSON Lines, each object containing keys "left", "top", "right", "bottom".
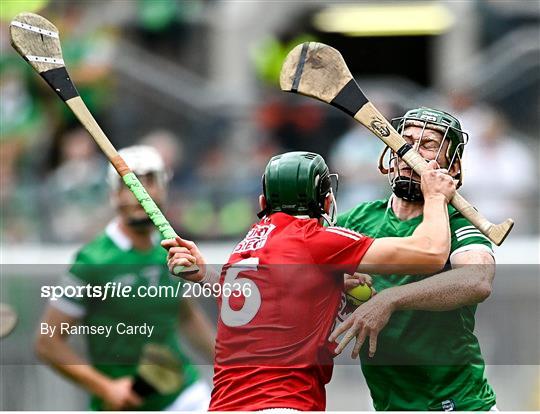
{"left": 259, "top": 195, "right": 267, "bottom": 211}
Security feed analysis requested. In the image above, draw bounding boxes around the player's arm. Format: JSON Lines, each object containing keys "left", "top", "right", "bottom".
{"left": 330, "top": 250, "right": 494, "bottom": 358}
{"left": 178, "top": 298, "right": 216, "bottom": 362}
{"left": 34, "top": 305, "right": 142, "bottom": 410}
{"left": 381, "top": 249, "right": 494, "bottom": 311}
{"left": 358, "top": 161, "right": 454, "bottom": 275}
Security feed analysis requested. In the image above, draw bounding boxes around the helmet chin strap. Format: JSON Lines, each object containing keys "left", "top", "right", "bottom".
{"left": 392, "top": 176, "right": 423, "bottom": 202}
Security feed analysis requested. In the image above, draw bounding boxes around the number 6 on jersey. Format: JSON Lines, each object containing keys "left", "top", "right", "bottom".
{"left": 221, "top": 258, "right": 261, "bottom": 327}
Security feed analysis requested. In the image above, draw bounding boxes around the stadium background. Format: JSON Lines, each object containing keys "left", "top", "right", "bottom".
{"left": 1, "top": 0, "right": 539, "bottom": 410}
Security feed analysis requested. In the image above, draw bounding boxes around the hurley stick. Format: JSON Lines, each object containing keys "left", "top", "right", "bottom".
{"left": 280, "top": 42, "right": 513, "bottom": 246}
{"left": 10, "top": 12, "right": 198, "bottom": 273}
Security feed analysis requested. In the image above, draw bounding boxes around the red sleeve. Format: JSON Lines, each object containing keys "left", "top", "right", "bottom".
{"left": 304, "top": 224, "right": 374, "bottom": 275}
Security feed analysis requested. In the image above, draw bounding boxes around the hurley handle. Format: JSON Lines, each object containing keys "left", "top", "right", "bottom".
{"left": 9, "top": 12, "right": 201, "bottom": 273}
{"left": 122, "top": 173, "right": 200, "bottom": 275}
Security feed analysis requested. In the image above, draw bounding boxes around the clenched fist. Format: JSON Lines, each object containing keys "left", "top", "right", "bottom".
{"left": 420, "top": 160, "right": 456, "bottom": 202}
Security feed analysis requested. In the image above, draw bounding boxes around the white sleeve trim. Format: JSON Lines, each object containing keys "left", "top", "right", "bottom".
{"left": 325, "top": 228, "right": 361, "bottom": 241}
{"left": 450, "top": 244, "right": 495, "bottom": 267}
{"left": 49, "top": 297, "right": 86, "bottom": 318}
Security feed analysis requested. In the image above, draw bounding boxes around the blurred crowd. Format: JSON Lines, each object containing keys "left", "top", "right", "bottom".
{"left": 1, "top": 1, "right": 538, "bottom": 244}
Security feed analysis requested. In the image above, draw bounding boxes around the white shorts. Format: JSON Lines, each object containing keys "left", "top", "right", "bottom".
{"left": 164, "top": 380, "right": 211, "bottom": 411}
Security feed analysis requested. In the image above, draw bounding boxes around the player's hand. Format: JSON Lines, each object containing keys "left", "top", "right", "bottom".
{"left": 162, "top": 236, "right": 207, "bottom": 282}
{"left": 420, "top": 160, "right": 456, "bottom": 202}
{"left": 344, "top": 273, "right": 373, "bottom": 291}
{"left": 329, "top": 290, "right": 394, "bottom": 359}
{"left": 100, "top": 377, "right": 142, "bottom": 410}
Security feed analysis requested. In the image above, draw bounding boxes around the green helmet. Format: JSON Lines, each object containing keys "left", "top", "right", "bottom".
{"left": 391, "top": 107, "right": 467, "bottom": 164}
{"left": 258, "top": 151, "right": 335, "bottom": 221}
{"left": 380, "top": 107, "right": 468, "bottom": 201}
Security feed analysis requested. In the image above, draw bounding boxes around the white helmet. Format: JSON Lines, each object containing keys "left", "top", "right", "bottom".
{"left": 108, "top": 145, "right": 169, "bottom": 190}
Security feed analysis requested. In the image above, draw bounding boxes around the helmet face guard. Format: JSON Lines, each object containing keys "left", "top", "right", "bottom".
{"left": 378, "top": 107, "right": 468, "bottom": 202}
{"left": 258, "top": 152, "right": 339, "bottom": 225}
{"left": 320, "top": 173, "right": 339, "bottom": 226}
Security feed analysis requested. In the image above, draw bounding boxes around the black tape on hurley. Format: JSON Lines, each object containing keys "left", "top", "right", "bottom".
{"left": 40, "top": 67, "right": 79, "bottom": 101}
{"left": 397, "top": 143, "right": 413, "bottom": 158}
{"left": 330, "top": 79, "right": 369, "bottom": 116}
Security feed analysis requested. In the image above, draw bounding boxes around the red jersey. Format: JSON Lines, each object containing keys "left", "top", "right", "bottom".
{"left": 209, "top": 213, "right": 374, "bottom": 411}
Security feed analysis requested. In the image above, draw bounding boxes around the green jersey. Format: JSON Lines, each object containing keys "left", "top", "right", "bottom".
{"left": 337, "top": 198, "right": 496, "bottom": 411}
{"left": 55, "top": 220, "right": 199, "bottom": 410}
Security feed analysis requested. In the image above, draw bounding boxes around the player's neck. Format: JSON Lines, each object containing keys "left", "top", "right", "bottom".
{"left": 391, "top": 195, "right": 424, "bottom": 221}
{"left": 118, "top": 219, "right": 154, "bottom": 251}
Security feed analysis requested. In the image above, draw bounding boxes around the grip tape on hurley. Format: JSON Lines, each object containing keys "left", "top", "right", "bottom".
{"left": 122, "top": 173, "right": 176, "bottom": 239}
{"left": 122, "top": 172, "right": 199, "bottom": 274}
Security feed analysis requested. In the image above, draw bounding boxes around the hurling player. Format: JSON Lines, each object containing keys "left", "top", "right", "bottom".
{"left": 334, "top": 108, "right": 497, "bottom": 411}
{"left": 163, "top": 151, "right": 455, "bottom": 411}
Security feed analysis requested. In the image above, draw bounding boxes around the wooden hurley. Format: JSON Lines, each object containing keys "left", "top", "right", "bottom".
{"left": 10, "top": 12, "right": 198, "bottom": 273}
{"left": 280, "top": 42, "right": 514, "bottom": 246}
{"left": 132, "top": 344, "right": 184, "bottom": 396}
